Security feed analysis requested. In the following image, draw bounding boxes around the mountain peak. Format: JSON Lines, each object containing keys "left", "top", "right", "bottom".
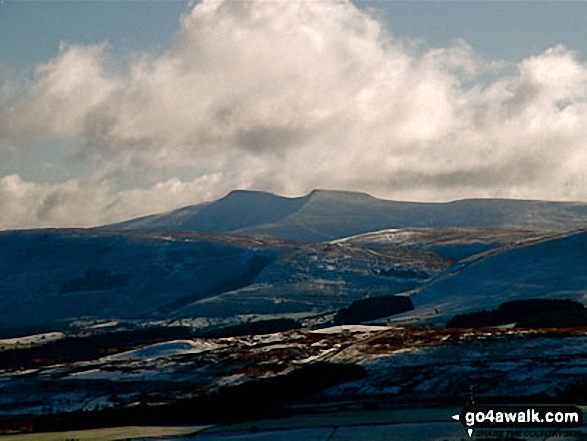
{"left": 220, "top": 188, "right": 376, "bottom": 204}
{"left": 306, "top": 189, "right": 376, "bottom": 201}
{"left": 102, "top": 189, "right": 587, "bottom": 242}
{"left": 223, "top": 189, "right": 278, "bottom": 199}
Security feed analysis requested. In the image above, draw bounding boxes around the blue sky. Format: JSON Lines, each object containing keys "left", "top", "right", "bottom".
{"left": 0, "top": 1, "right": 187, "bottom": 69}
{"left": 1, "top": 0, "right": 587, "bottom": 228}
{"left": 3, "top": 1, "right": 587, "bottom": 68}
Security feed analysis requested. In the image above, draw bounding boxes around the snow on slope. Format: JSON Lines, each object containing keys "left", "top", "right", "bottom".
{"left": 321, "top": 331, "right": 587, "bottom": 404}
{"left": 334, "top": 227, "right": 551, "bottom": 261}
{"left": 0, "top": 332, "right": 64, "bottom": 347}
{"left": 405, "top": 230, "right": 587, "bottom": 324}
{"left": 310, "top": 325, "right": 391, "bottom": 334}
{"left": 0, "top": 228, "right": 448, "bottom": 327}
{"left": 102, "top": 340, "right": 222, "bottom": 361}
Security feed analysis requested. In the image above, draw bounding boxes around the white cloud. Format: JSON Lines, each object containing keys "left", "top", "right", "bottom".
{"left": 1, "top": 0, "right": 587, "bottom": 228}
{"left": 0, "top": 173, "right": 227, "bottom": 229}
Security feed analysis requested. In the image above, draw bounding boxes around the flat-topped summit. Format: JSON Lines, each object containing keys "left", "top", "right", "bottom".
{"left": 102, "top": 190, "right": 587, "bottom": 242}
{"left": 306, "top": 188, "right": 375, "bottom": 199}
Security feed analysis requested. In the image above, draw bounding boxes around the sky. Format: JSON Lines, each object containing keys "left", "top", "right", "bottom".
{"left": 1, "top": 0, "right": 587, "bottom": 229}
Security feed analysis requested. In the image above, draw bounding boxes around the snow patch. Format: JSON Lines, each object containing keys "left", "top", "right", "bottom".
{"left": 310, "top": 325, "right": 390, "bottom": 334}
{"left": 0, "top": 332, "right": 64, "bottom": 346}
{"left": 101, "top": 340, "right": 222, "bottom": 361}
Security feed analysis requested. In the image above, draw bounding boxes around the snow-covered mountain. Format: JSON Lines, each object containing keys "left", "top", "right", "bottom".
{"left": 103, "top": 189, "right": 587, "bottom": 242}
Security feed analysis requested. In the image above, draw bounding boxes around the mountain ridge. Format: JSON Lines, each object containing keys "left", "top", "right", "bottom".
{"left": 101, "top": 189, "right": 587, "bottom": 242}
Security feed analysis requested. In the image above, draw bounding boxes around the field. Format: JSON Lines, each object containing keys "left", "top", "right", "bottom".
{"left": 0, "top": 425, "right": 207, "bottom": 441}
{"left": 178, "top": 408, "right": 587, "bottom": 441}
{"left": 3, "top": 410, "right": 587, "bottom": 441}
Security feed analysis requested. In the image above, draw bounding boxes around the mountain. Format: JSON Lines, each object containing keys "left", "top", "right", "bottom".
{"left": 102, "top": 190, "right": 587, "bottom": 242}
{"left": 5, "top": 190, "right": 587, "bottom": 329}
{"left": 107, "top": 190, "right": 309, "bottom": 234}
{"left": 5, "top": 192, "right": 587, "bottom": 431}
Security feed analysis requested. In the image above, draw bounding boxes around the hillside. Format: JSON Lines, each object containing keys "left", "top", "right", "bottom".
{"left": 0, "top": 229, "right": 448, "bottom": 329}
{"left": 106, "top": 190, "right": 309, "bottom": 234}
{"left": 404, "top": 230, "right": 587, "bottom": 325}
{"left": 333, "top": 227, "right": 553, "bottom": 261}
{"left": 102, "top": 190, "right": 587, "bottom": 242}
{"left": 3, "top": 220, "right": 587, "bottom": 431}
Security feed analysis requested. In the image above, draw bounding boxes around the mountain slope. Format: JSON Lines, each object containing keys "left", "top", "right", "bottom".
{"left": 102, "top": 190, "right": 587, "bottom": 242}
{"left": 406, "top": 230, "right": 587, "bottom": 324}
{"left": 334, "top": 227, "right": 554, "bottom": 261}
{"left": 0, "top": 229, "right": 449, "bottom": 328}
{"left": 0, "top": 230, "right": 276, "bottom": 326}
{"left": 105, "top": 190, "right": 310, "bottom": 234}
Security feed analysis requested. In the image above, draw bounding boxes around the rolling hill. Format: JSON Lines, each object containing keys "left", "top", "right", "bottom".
{"left": 403, "top": 230, "right": 587, "bottom": 325}
{"left": 0, "top": 229, "right": 448, "bottom": 329}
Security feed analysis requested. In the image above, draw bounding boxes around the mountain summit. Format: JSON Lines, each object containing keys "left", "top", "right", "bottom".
{"left": 102, "top": 190, "right": 587, "bottom": 241}
{"left": 108, "top": 190, "right": 309, "bottom": 234}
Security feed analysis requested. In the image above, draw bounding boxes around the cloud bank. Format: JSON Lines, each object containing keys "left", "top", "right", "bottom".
{"left": 1, "top": 0, "right": 587, "bottom": 229}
